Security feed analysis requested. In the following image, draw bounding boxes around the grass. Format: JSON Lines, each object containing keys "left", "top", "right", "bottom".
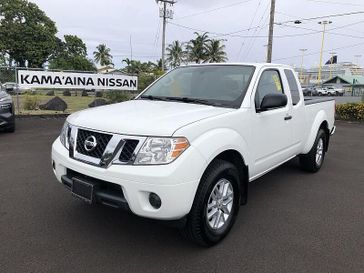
{"left": 12, "top": 92, "right": 96, "bottom": 115}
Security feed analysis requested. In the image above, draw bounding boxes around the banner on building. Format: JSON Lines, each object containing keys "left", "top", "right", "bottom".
{"left": 17, "top": 70, "right": 138, "bottom": 90}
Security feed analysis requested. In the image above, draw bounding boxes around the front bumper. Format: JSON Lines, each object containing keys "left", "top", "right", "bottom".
{"left": 0, "top": 103, "right": 15, "bottom": 128}
{"left": 52, "top": 138, "right": 207, "bottom": 220}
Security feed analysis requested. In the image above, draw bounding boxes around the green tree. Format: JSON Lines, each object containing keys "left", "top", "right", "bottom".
{"left": 205, "top": 39, "right": 227, "bottom": 63}
{"left": 186, "top": 32, "right": 210, "bottom": 63}
{"left": 93, "top": 44, "right": 113, "bottom": 66}
{"left": 166, "top": 41, "right": 185, "bottom": 68}
{"left": 49, "top": 35, "right": 96, "bottom": 71}
{"left": 122, "top": 59, "right": 158, "bottom": 74}
{"left": 0, "top": 53, "right": 7, "bottom": 66}
{"left": 0, "top": 0, "right": 58, "bottom": 67}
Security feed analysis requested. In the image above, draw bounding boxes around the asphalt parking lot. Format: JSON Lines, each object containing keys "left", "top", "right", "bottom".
{"left": 0, "top": 118, "right": 363, "bottom": 273}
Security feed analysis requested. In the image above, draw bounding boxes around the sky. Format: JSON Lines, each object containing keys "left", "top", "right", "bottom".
{"left": 30, "top": 0, "right": 364, "bottom": 69}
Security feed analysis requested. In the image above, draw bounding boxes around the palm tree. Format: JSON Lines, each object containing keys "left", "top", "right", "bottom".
{"left": 205, "top": 39, "right": 228, "bottom": 63}
{"left": 122, "top": 59, "right": 158, "bottom": 74}
{"left": 93, "top": 44, "right": 113, "bottom": 66}
{"left": 166, "top": 41, "right": 185, "bottom": 68}
{"left": 186, "top": 32, "right": 210, "bottom": 63}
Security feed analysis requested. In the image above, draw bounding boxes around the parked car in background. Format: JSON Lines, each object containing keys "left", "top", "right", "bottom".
{"left": 0, "top": 90, "right": 15, "bottom": 132}
{"left": 302, "top": 86, "right": 316, "bottom": 96}
{"left": 326, "top": 86, "right": 344, "bottom": 96}
{"left": 1, "top": 82, "right": 18, "bottom": 94}
{"left": 1, "top": 82, "right": 30, "bottom": 94}
{"left": 316, "top": 87, "right": 328, "bottom": 96}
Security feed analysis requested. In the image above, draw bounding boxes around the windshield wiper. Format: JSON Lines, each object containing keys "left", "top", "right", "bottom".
{"left": 164, "top": 97, "right": 214, "bottom": 106}
{"left": 140, "top": 95, "right": 169, "bottom": 101}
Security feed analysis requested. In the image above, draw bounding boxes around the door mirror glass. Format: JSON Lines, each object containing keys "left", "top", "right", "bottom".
{"left": 259, "top": 93, "right": 287, "bottom": 111}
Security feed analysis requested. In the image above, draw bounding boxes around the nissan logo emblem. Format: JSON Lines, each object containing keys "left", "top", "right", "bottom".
{"left": 84, "top": 135, "right": 97, "bottom": 152}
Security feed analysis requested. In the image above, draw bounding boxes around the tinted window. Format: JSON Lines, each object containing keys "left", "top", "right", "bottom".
{"left": 141, "top": 65, "right": 255, "bottom": 108}
{"left": 255, "top": 70, "right": 284, "bottom": 108}
{"left": 284, "top": 69, "right": 300, "bottom": 105}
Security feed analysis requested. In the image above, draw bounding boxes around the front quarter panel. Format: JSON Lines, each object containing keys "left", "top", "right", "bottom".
{"left": 174, "top": 110, "right": 252, "bottom": 179}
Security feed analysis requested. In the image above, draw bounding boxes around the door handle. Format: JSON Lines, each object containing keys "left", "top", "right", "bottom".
{"left": 284, "top": 115, "right": 292, "bottom": 121}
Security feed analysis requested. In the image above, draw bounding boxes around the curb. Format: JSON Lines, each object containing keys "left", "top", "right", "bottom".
{"left": 15, "top": 114, "right": 69, "bottom": 119}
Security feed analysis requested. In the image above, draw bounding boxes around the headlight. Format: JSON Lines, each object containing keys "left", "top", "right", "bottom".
{"left": 134, "top": 137, "right": 190, "bottom": 165}
{"left": 60, "top": 121, "right": 70, "bottom": 149}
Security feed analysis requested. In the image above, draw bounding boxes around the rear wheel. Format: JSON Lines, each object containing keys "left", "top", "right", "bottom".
{"left": 181, "top": 160, "right": 240, "bottom": 246}
{"left": 299, "top": 129, "right": 326, "bottom": 172}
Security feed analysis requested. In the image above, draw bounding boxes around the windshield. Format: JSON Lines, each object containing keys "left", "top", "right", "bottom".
{"left": 140, "top": 65, "right": 255, "bottom": 108}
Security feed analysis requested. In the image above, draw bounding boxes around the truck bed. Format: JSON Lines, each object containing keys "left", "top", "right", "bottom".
{"left": 304, "top": 97, "right": 334, "bottom": 105}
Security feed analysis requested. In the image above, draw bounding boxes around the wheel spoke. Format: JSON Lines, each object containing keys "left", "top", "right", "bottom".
{"left": 207, "top": 208, "right": 218, "bottom": 220}
{"left": 223, "top": 197, "right": 233, "bottom": 207}
{"left": 207, "top": 200, "right": 216, "bottom": 210}
{"left": 213, "top": 211, "right": 222, "bottom": 228}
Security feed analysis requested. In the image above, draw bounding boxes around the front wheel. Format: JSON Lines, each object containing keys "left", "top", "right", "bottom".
{"left": 181, "top": 160, "right": 240, "bottom": 246}
{"left": 299, "top": 129, "right": 326, "bottom": 172}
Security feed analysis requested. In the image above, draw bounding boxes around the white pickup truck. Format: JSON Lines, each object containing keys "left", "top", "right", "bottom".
{"left": 52, "top": 63, "right": 335, "bottom": 246}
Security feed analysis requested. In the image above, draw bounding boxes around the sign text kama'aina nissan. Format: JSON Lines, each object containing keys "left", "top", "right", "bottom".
{"left": 17, "top": 70, "right": 138, "bottom": 90}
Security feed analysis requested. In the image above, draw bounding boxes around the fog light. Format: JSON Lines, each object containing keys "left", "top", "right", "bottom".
{"left": 149, "top": 193, "right": 161, "bottom": 209}
{"left": 52, "top": 161, "right": 56, "bottom": 170}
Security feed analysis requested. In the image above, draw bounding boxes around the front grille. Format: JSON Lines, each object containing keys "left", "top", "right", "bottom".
{"left": 76, "top": 129, "right": 112, "bottom": 158}
{"left": 119, "top": 139, "right": 139, "bottom": 162}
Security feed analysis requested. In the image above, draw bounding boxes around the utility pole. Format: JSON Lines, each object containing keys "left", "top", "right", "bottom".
{"left": 317, "top": 20, "right": 332, "bottom": 84}
{"left": 156, "top": 0, "right": 176, "bottom": 72}
{"left": 266, "top": 0, "right": 276, "bottom": 63}
{"left": 299, "top": 49, "right": 307, "bottom": 84}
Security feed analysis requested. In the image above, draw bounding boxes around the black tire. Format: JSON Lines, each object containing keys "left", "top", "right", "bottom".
{"left": 181, "top": 159, "right": 241, "bottom": 247}
{"left": 299, "top": 129, "right": 326, "bottom": 173}
{"left": 5, "top": 122, "right": 15, "bottom": 133}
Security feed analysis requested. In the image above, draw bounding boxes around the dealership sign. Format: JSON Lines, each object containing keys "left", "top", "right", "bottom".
{"left": 17, "top": 70, "right": 138, "bottom": 90}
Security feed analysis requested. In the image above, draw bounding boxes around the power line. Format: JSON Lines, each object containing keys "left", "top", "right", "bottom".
{"left": 168, "top": 21, "right": 318, "bottom": 39}
{"left": 275, "top": 11, "right": 364, "bottom": 25}
{"left": 237, "top": 0, "right": 261, "bottom": 59}
{"left": 174, "top": 0, "right": 255, "bottom": 20}
{"left": 280, "top": 21, "right": 364, "bottom": 39}
{"left": 306, "top": 0, "right": 364, "bottom": 7}
{"left": 272, "top": 41, "right": 364, "bottom": 62}
{"left": 242, "top": 3, "right": 270, "bottom": 60}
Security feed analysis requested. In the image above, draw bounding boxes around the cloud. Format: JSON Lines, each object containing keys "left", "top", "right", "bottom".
{"left": 29, "top": 0, "right": 364, "bottom": 68}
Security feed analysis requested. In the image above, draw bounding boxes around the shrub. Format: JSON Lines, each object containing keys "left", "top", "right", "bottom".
{"left": 138, "top": 73, "right": 157, "bottom": 91}
{"left": 63, "top": 90, "right": 71, "bottom": 96}
{"left": 95, "top": 91, "right": 103, "bottom": 97}
{"left": 336, "top": 103, "right": 364, "bottom": 121}
{"left": 23, "top": 95, "right": 40, "bottom": 110}
{"left": 105, "top": 91, "right": 132, "bottom": 103}
{"left": 361, "top": 93, "right": 364, "bottom": 103}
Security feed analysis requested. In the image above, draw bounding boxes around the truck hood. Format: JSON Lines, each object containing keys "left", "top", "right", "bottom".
{"left": 68, "top": 99, "right": 234, "bottom": 136}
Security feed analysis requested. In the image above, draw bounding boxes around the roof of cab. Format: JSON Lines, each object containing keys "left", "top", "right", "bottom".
{"left": 180, "top": 62, "right": 293, "bottom": 69}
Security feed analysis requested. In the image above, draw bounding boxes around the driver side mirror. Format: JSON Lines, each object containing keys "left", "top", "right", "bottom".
{"left": 258, "top": 93, "right": 287, "bottom": 112}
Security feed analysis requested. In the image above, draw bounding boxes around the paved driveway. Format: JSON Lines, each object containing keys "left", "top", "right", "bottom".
{"left": 0, "top": 118, "right": 363, "bottom": 273}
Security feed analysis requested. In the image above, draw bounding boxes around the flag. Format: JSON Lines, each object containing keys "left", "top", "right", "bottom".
{"left": 325, "top": 55, "right": 337, "bottom": 65}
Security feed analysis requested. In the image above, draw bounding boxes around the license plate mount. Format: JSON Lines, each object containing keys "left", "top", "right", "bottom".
{"left": 71, "top": 178, "right": 95, "bottom": 204}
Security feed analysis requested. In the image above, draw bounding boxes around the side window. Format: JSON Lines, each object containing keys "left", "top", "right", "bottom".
{"left": 284, "top": 69, "right": 300, "bottom": 105}
{"left": 255, "top": 69, "right": 284, "bottom": 109}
